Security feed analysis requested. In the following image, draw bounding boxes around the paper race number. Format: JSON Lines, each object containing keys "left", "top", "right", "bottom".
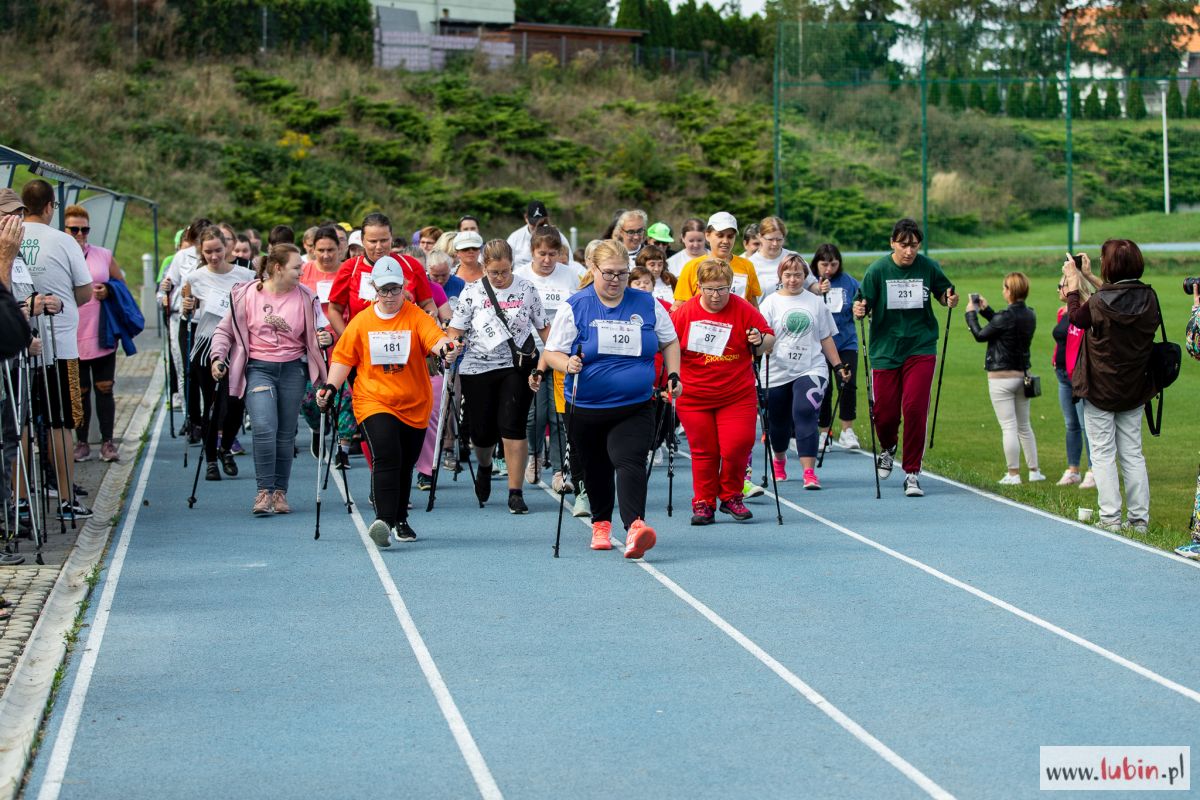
{"left": 368, "top": 330, "right": 411, "bottom": 365}
{"left": 475, "top": 312, "right": 511, "bottom": 351}
{"left": 688, "top": 320, "right": 732, "bottom": 356}
{"left": 358, "top": 272, "right": 377, "bottom": 302}
{"left": 595, "top": 320, "right": 641, "bottom": 357}
{"left": 886, "top": 279, "right": 923, "bottom": 310}
{"left": 826, "top": 287, "right": 845, "bottom": 314}
{"left": 203, "top": 291, "right": 231, "bottom": 318}
{"left": 316, "top": 280, "right": 333, "bottom": 303}
{"left": 731, "top": 273, "right": 748, "bottom": 298}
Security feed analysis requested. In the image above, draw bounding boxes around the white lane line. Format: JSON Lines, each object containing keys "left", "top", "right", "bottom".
{"left": 840, "top": 445, "right": 1200, "bottom": 570}
{"left": 335, "top": 481, "right": 503, "bottom": 800}
{"left": 37, "top": 409, "right": 167, "bottom": 800}
{"left": 536, "top": 482, "right": 956, "bottom": 800}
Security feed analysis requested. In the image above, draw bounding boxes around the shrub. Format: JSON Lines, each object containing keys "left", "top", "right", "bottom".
{"left": 1188, "top": 79, "right": 1200, "bottom": 118}
{"left": 967, "top": 81, "right": 984, "bottom": 111}
{"left": 983, "top": 83, "right": 1001, "bottom": 114}
{"left": 1043, "top": 80, "right": 1062, "bottom": 119}
{"left": 1084, "top": 85, "right": 1103, "bottom": 119}
{"left": 1103, "top": 84, "right": 1121, "bottom": 118}
{"left": 1024, "top": 81, "right": 1043, "bottom": 118}
{"left": 1127, "top": 77, "right": 1146, "bottom": 120}
{"left": 1166, "top": 79, "right": 1184, "bottom": 119}
{"left": 1006, "top": 81, "right": 1023, "bottom": 117}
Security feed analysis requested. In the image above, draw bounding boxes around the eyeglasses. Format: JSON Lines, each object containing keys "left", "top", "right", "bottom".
{"left": 598, "top": 269, "right": 630, "bottom": 283}
{"left": 621, "top": 228, "right": 646, "bottom": 237}
{"left": 375, "top": 285, "right": 405, "bottom": 296}
{"left": 66, "top": 226, "right": 90, "bottom": 235}
{"left": 699, "top": 285, "right": 731, "bottom": 296}
{"left": 485, "top": 270, "right": 512, "bottom": 280}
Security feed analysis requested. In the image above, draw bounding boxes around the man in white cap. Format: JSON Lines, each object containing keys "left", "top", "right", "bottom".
{"left": 506, "top": 200, "right": 569, "bottom": 271}
{"left": 671, "top": 211, "right": 763, "bottom": 311}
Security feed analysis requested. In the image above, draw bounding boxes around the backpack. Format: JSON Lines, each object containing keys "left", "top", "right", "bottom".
{"left": 1144, "top": 289, "right": 1180, "bottom": 437}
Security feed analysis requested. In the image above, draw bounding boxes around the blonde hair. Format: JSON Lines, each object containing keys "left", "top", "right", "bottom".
{"left": 578, "top": 239, "right": 604, "bottom": 289}
{"left": 256, "top": 243, "right": 301, "bottom": 288}
{"left": 63, "top": 204, "right": 89, "bottom": 220}
{"left": 589, "top": 239, "right": 629, "bottom": 270}
{"left": 434, "top": 231, "right": 457, "bottom": 257}
{"left": 1004, "top": 272, "right": 1030, "bottom": 302}
{"left": 695, "top": 257, "right": 734, "bottom": 286}
{"left": 759, "top": 216, "right": 787, "bottom": 238}
{"left": 481, "top": 239, "right": 513, "bottom": 266}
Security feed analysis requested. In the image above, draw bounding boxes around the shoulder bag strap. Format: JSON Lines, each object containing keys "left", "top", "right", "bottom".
{"left": 481, "top": 277, "right": 523, "bottom": 366}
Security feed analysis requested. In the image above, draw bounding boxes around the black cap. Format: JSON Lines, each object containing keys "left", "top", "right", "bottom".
{"left": 526, "top": 200, "right": 548, "bottom": 221}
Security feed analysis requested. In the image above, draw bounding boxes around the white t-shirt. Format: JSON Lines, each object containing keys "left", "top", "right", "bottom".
{"left": 514, "top": 263, "right": 580, "bottom": 346}
{"left": 20, "top": 222, "right": 92, "bottom": 361}
{"left": 184, "top": 265, "right": 255, "bottom": 350}
{"left": 750, "top": 250, "right": 818, "bottom": 299}
{"left": 757, "top": 290, "right": 837, "bottom": 385}
{"left": 506, "top": 225, "right": 571, "bottom": 270}
{"left": 162, "top": 248, "right": 200, "bottom": 314}
{"left": 652, "top": 278, "right": 675, "bottom": 305}
{"left": 666, "top": 248, "right": 705, "bottom": 278}
{"left": 449, "top": 277, "right": 546, "bottom": 375}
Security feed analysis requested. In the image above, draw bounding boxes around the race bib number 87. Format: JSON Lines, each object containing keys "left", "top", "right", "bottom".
{"left": 688, "top": 320, "right": 732, "bottom": 356}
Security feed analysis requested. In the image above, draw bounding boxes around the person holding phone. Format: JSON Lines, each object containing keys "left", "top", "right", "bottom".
{"left": 1051, "top": 253, "right": 1101, "bottom": 489}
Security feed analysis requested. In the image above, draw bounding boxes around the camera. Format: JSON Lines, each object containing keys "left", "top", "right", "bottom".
{"left": 1072, "top": 254, "right": 1084, "bottom": 270}
{"left": 1184, "top": 277, "right": 1200, "bottom": 295}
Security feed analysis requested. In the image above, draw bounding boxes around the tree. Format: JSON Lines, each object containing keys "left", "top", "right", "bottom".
{"left": 615, "top": 0, "right": 647, "bottom": 30}
{"left": 1084, "top": 85, "right": 1103, "bottom": 119}
{"left": 1166, "top": 78, "right": 1184, "bottom": 118}
{"left": 1126, "top": 77, "right": 1147, "bottom": 119}
{"left": 1083, "top": 1, "right": 1200, "bottom": 83}
{"left": 1068, "top": 79, "right": 1082, "bottom": 119}
{"left": 1043, "top": 80, "right": 1062, "bottom": 118}
{"left": 984, "top": 82, "right": 1001, "bottom": 114}
{"left": 1006, "top": 80, "right": 1023, "bottom": 117}
{"left": 515, "top": 0, "right": 610, "bottom": 26}
{"left": 967, "top": 80, "right": 984, "bottom": 111}
{"left": 1024, "top": 81, "right": 1043, "bottom": 117}
{"left": 947, "top": 76, "right": 965, "bottom": 111}
{"left": 1188, "top": 79, "right": 1200, "bottom": 118}
{"left": 1103, "top": 84, "right": 1122, "bottom": 118}
{"left": 927, "top": 78, "right": 941, "bottom": 106}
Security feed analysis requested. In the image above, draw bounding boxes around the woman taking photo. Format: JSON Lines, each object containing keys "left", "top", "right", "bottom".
{"left": 1051, "top": 275, "right": 1096, "bottom": 488}
{"left": 965, "top": 272, "right": 1043, "bottom": 485}
{"left": 812, "top": 243, "right": 862, "bottom": 450}
{"left": 183, "top": 227, "right": 255, "bottom": 482}
{"left": 211, "top": 243, "right": 330, "bottom": 514}
{"left": 543, "top": 239, "right": 680, "bottom": 557}
{"left": 317, "top": 257, "right": 454, "bottom": 546}
{"left": 1064, "top": 241, "right": 1160, "bottom": 534}
{"left": 758, "top": 255, "right": 848, "bottom": 488}
{"left": 671, "top": 258, "right": 774, "bottom": 525}
{"left": 447, "top": 240, "right": 548, "bottom": 514}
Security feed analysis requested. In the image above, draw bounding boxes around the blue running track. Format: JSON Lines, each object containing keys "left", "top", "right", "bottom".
{"left": 23, "top": 406, "right": 1200, "bottom": 799}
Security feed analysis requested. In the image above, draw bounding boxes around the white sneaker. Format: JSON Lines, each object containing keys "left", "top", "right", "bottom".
{"left": 1027, "top": 470, "right": 1047, "bottom": 483}
{"left": 903, "top": 472, "right": 924, "bottom": 497}
{"left": 1079, "top": 470, "right": 1096, "bottom": 489}
{"left": 524, "top": 455, "right": 539, "bottom": 485}
{"left": 653, "top": 447, "right": 664, "bottom": 466}
{"left": 997, "top": 473, "right": 1022, "bottom": 486}
{"left": 837, "top": 428, "right": 861, "bottom": 449}
{"left": 572, "top": 486, "right": 591, "bottom": 518}
{"left": 1056, "top": 470, "right": 1082, "bottom": 486}
{"left": 550, "top": 471, "right": 574, "bottom": 494}
{"left": 171, "top": 392, "right": 183, "bottom": 409}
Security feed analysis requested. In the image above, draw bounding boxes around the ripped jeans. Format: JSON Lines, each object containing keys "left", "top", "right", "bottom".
{"left": 244, "top": 358, "right": 309, "bottom": 492}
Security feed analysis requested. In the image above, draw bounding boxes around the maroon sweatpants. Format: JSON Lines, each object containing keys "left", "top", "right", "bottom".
{"left": 871, "top": 354, "right": 936, "bottom": 475}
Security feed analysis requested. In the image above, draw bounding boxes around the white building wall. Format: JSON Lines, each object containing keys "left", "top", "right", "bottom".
{"left": 372, "top": 0, "right": 514, "bottom": 35}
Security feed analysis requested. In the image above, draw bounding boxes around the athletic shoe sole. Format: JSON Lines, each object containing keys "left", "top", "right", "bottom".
{"left": 368, "top": 519, "right": 392, "bottom": 548}
{"left": 624, "top": 525, "right": 656, "bottom": 559}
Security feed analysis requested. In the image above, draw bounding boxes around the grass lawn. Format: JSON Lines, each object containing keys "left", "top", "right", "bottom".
{"left": 933, "top": 210, "right": 1200, "bottom": 251}
{"left": 832, "top": 264, "right": 1199, "bottom": 555}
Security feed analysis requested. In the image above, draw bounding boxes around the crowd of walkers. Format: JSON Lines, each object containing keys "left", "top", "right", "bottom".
{"left": 2, "top": 188, "right": 1198, "bottom": 581}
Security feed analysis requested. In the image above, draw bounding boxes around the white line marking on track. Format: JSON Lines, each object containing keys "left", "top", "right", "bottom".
{"left": 536, "top": 482, "right": 957, "bottom": 800}
{"left": 336, "top": 481, "right": 504, "bottom": 800}
{"left": 36, "top": 409, "right": 167, "bottom": 800}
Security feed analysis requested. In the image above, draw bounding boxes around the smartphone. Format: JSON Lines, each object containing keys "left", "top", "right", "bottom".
{"left": 1072, "top": 254, "right": 1084, "bottom": 270}
{"left": 970, "top": 293, "right": 981, "bottom": 305}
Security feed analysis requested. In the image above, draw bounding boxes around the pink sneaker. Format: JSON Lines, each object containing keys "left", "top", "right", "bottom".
{"left": 803, "top": 469, "right": 821, "bottom": 490}
{"left": 772, "top": 458, "right": 787, "bottom": 481}
{"left": 624, "top": 519, "right": 656, "bottom": 559}
{"left": 718, "top": 496, "right": 753, "bottom": 521}
{"left": 590, "top": 521, "right": 613, "bottom": 550}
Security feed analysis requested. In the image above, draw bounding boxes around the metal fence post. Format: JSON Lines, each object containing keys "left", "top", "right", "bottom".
{"left": 561, "top": 35, "right": 566, "bottom": 66}
{"left": 773, "top": 22, "right": 782, "bottom": 219}
{"left": 920, "top": 21, "right": 929, "bottom": 254}
{"left": 522, "top": 31, "right": 527, "bottom": 63}
{"left": 1065, "top": 21, "right": 1074, "bottom": 254}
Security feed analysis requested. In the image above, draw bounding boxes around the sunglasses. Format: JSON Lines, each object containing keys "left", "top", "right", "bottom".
{"left": 65, "top": 226, "right": 91, "bottom": 235}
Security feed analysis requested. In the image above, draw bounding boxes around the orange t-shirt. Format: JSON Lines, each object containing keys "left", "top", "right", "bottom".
{"left": 331, "top": 301, "right": 446, "bottom": 428}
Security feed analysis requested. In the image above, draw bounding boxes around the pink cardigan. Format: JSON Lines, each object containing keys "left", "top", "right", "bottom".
{"left": 210, "top": 282, "right": 328, "bottom": 398}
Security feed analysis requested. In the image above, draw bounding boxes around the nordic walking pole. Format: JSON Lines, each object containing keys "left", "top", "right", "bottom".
{"left": 315, "top": 403, "right": 326, "bottom": 540}
{"left": 163, "top": 301, "right": 176, "bottom": 438}
{"left": 46, "top": 312, "right": 78, "bottom": 530}
{"left": 553, "top": 346, "right": 582, "bottom": 558}
{"left": 859, "top": 315, "right": 881, "bottom": 500}
{"left": 181, "top": 283, "right": 195, "bottom": 467}
{"left": 426, "top": 353, "right": 455, "bottom": 512}
{"left": 751, "top": 340, "right": 783, "bottom": 525}
{"left": 33, "top": 304, "right": 67, "bottom": 534}
{"left": 666, "top": 389, "right": 676, "bottom": 517}
{"left": 928, "top": 295, "right": 954, "bottom": 450}
{"left": 816, "top": 374, "right": 843, "bottom": 468}
{"left": 188, "top": 374, "right": 221, "bottom": 508}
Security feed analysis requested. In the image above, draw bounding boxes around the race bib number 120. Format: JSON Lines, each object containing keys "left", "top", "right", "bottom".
{"left": 595, "top": 320, "right": 641, "bottom": 357}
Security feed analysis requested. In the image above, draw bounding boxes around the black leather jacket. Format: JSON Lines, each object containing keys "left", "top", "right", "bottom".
{"left": 965, "top": 301, "right": 1036, "bottom": 371}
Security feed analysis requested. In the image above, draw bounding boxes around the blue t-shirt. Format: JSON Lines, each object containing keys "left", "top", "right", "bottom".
{"left": 824, "top": 270, "right": 860, "bottom": 351}
{"left": 443, "top": 274, "right": 465, "bottom": 299}
{"left": 563, "top": 288, "right": 659, "bottom": 409}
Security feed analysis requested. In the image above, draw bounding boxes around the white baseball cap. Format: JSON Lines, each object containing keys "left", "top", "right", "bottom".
{"left": 371, "top": 255, "right": 406, "bottom": 287}
{"left": 348, "top": 229, "right": 363, "bottom": 247}
{"left": 707, "top": 212, "right": 738, "bottom": 233}
{"left": 454, "top": 230, "right": 484, "bottom": 250}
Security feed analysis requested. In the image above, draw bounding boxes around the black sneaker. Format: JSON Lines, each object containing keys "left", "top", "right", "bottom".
{"left": 187, "top": 424, "right": 203, "bottom": 445}
{"left": 219, "top": 449, "right": 238, "bottom": 477}
{"left": 206, "top": 462, "right": 221, "bottom": 481}
{"left": 394, "top": 521, "right": 417, "bottom": 542}
{"left": 310, "top": 430, "right": 320, "bottom": 459}
{"left": 416, "top": 473, "right": 432, "bottom": 491}
{"left": 508, "top": 492, "right": 529, "bottom": 515}
{"left": 474, "top": 465, "right": 491, "bottom": 505}
{"left": 335, "top": 449, "right": 350, "bottom": 471}
{"left": 59, "top": 501, "right": 94, "bottom": 520}
{"left": 876, "top": 445, "right": 897, "bottom": 479}
{"left": 74, "top": 483, "right": 88, "bottom": 497}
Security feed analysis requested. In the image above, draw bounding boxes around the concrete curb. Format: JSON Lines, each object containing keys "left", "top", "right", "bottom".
{"left": 0, "top": 359, "right": 164, "bottom": 800}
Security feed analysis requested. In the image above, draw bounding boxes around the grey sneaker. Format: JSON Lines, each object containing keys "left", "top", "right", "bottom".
{"left": 903, "top": 472, "right": 923, "bottom": 497}
{"left": 1126, "top": 519, "right": 1149, "bottom": 535}
{"left": 572, "top": 485, "right": 591, "bottom": 518}
{"left": 368, "top": 519, "right": 392, "bottom": 548}
{"left": 877, "top": 446, "right": 897, "bottom": 479}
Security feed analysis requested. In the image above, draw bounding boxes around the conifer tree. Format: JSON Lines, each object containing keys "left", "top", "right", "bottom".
{"left": 1127, "top": 76, "right": 1147, "bottom": 120}
{"left": 1103, "top": 84, "right": 1122, "bottom": 118}
{"left": 1188, "top": 79, "right": 1200, "bottom": 118}
{"left": 1165, "top": 78, "right": 1183, "bottom": 119}
{"left": 1043, "top": 80, "right": 1062, "bottom": 118}
{"left": 1006, "top": 80, "right": 1024, "bottom": 117}
{"left": 1084, "top": 85, "right": 1103, "bottom": 119}
{"left": 1024, "top": 81, "right": 1043, "bottom": 118}
{"left": 984, "top": 83, "right": 1002, "bottom": 114}
{"left": 968, "top": 81, "right": 985, "bottom": 111}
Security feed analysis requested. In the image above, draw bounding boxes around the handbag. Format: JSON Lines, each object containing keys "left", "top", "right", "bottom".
{"left": 1144, "top": 287, "right": 1180, "bottom": 436}
{"left": 1023, "top": 370, "right": 1042, "bottom": 398}
{"left": 481, "top": 277, "right": 538, "bottom": 374}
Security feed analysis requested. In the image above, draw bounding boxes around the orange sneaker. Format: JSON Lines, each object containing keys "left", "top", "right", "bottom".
{"left": 590, "top": 521, "right": 613, "bottom": 550}
{"left": 624, "top": 519, "right": 656, "bottom": 559}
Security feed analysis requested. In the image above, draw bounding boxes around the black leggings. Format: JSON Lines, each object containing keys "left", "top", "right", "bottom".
{"left": 459, "top": 368, "right": 534, "bottom": 449}
{"left": 818, "top": 348, "right": 858, "bottom": 428}
{"left": 191, "top": 351, "right": 244, "bottom": 463}
{"left": 77, "top": 351, "right": 117, "bottom": 442}
{"left": 360, "top": 413, "right": 426, "bottom": 527}
{"left": 569, "top": 400, "right": 655, "bottom": 529}
{"left": 181, "top": 321, "right": 202, "bottom": 427}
